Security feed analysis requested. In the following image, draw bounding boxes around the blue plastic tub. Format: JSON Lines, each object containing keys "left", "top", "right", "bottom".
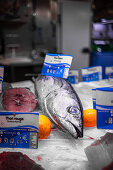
{"left": 90, "top": 52, "right": 113, "bottom": 79}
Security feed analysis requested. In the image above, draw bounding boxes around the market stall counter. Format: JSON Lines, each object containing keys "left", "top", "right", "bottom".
{"left": 0, "top": 79, "right": 113, "bottom": 170}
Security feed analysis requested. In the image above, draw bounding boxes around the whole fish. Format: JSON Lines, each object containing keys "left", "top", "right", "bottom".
{"left": 34, "top": 75, "right": 83, "bottom": 139}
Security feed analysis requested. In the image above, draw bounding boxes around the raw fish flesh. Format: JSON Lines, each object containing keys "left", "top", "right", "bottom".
{"left": 34, "top": 75, "right": 83, "bottom": 139}
{"left": 2, "top": 88, "right": 38, "bottom": 112}
{"left": 85, "top": 132, "right": 113, "bottom": 169}
{"left": 0, "top": 151, "right": 45, "bottom": 170}
{"left": 102, "top": 161, "right": 113, "bottom": 170}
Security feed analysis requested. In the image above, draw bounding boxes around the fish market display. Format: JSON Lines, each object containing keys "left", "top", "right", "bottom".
{"left": 34, "top": 75, "right": 83, "bottom": 139}
{"left": 0, "top": 151, "right": 45, "bottom": 170}
{"left": 2, "top": 88, "right": 38, "bottom": 112}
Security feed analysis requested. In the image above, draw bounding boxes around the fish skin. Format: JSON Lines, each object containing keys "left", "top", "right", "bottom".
{"left": 35, "top": 75, "right": 83, "bottom": 139}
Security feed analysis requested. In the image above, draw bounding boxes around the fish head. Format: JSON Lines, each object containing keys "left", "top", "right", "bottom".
{"left": 46, "top": 89, "right": 83, "bottom": 138}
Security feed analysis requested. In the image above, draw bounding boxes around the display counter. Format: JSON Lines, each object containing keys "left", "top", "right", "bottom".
{"left": 0, "top": 79, "right": 113, "bottom": 170}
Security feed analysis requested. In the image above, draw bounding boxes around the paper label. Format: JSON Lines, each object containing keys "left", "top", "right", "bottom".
{"left": 0, "top": 128, "right": 38, "bottom": 149}
{"left": 105, "top": 66, "right": 113, "bottom": 79}
{"left": 0, "top": 112, "right": 39, "bottom": 130}
{"left": 92, "top": 89, "right": 96, "bottom": 109}
{"left": 96, "top": 90, "right": 113, "bottom": 106}
{"left": 42, "top": 53, "right": 73, "bottom": 79}
{"left": 67, "top": 70, "right": 79, "bottom": 84}
{"left": 93, "top": 87, "right": 113, "bottom": 129}
{"left": 0, "top": 112, "right": 39, "bottom": 148}
{"left": 81, "top": 66, "right": 102, "bottom": 82}
{"left": 97, "top": 107, "right": 113, "bottom": 129}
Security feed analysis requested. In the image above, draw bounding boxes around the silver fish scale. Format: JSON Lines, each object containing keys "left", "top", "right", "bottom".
{"left": 35, "top": 75, "right": 83, "bottom": 139}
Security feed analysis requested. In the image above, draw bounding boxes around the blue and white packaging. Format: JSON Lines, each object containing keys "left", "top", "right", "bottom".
{"left": 105, "top": 66, "right": 113, "bottom": 79}
{"left": 67, "top": 70, "right": 79, "bottom": 84}
{"left": 42, "top": 53, "right": 73, "bottom": 79}
{"left": 81, "top": 66, "right": 102, "bottom": 82}
{"left": 92, "top": 88, "right": 96, "bottom": 109}
{"left": 0, "top": 112, "right": 39, "bottom": 149}
{"left": 94, "top": 87, "right": 113, "bottom": 129}
{"left": 0, "top": 66, "right": 4, "bottom": 93}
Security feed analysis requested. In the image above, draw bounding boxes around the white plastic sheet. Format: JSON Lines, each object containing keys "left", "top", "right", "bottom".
{"left": 73, "top": 79, "right": 113, "bottom": 110}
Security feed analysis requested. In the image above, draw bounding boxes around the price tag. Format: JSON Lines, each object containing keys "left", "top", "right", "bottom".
{"left": 42, "top": 53, "right": 73, "bottom": 79}
{"left": 81, "top": 66, "right": 102, "bottom": 82}
{"left": 105, "top": 66, "right": 113, "bottom": 79}
{"left": 67, "top": 70, "right": 79, "bottom": 84}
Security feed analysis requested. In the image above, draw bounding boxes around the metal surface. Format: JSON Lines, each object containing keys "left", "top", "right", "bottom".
{"left": 31, "top": 0, "right": 57, "bottom": 60}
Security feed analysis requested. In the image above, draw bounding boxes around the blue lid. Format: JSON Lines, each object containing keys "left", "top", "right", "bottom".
{"left": 96, "top": 86, "right": 113, "bottom": 92}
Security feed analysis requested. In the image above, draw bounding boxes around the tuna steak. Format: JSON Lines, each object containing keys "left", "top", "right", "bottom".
{"left": 2, "top": 88, "right": 38, "bottom": 112}
{"left": 34, "top": 75, "right": 83, "bottom": 139}
{"left": 0, "top": 152, "right": 45, "bottom": 170}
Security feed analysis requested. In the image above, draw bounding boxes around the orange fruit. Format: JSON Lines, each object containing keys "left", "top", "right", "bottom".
{"left": 38, "top": 115, "right": 51, "bottom": 139}
{"left": 83, "top": 109, "right": 97, "bottom": 127}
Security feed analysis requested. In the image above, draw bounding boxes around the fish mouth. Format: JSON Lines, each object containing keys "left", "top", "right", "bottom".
{"left": 67, "top": 120, "right": 83, "bottom": 138}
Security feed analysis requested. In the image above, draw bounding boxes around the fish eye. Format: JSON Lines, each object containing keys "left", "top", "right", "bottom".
{"left": 67, "top": 106, "right": 79, "bottom": 115}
